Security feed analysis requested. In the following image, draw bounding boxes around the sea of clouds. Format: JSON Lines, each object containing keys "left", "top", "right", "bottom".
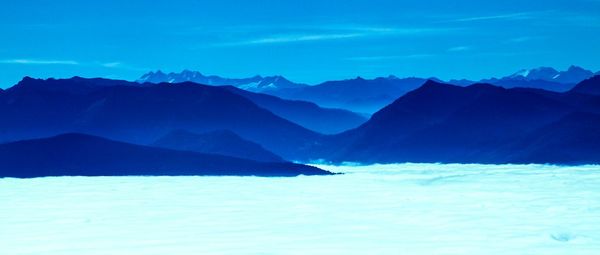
{"left": 1, "top": 163, "right": 599, "bottom": 254}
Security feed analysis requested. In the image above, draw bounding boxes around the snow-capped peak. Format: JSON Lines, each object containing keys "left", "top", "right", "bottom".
{"left": 505, "top": 66, "right": 593, "bottom": 84}
{"left": 136, "top": 70, "right": 306, "bottom": 92}
{"left": 511, "top": 69, "right": 531, "bottom": 78}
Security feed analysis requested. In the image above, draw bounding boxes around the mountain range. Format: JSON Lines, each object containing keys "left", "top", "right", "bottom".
{"left": 310, "top": 77, "right": 600, "bottom": 164}
{"left": 139, "top": 71, "right": 367, "bottom": 133}
{"left": 139, "top": 66, "right": 598, "bottom": 113}
{"left": 1, "top": 72, "right": 600, "bottom": 177}
{"left": 507, "top": 65, "right": 595, "bottom": 84}
{"left": 452, "top": 65, "right": 597, "bottom": 92}
{"left": 138, "top": 70, "right": 306, "bottom": 92}
{"left": 0, "top": 77, "right": 322, "bottom": 160}
{"left": 266, "top": 76, "right": 430, "bottom": 114}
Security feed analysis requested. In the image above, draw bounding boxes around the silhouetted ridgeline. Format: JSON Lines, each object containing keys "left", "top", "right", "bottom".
{"left": 139, "top": 66, "right": 598, "bottom": 114}
{"left": 311, "top": 78, "right": 600, "bottom": 164}
{"left": 0, "top": 133, "right": 330, "bottom": 177}
{"left": 0, "top": 77, "right": 321, "bottom": 160}
{"left": 266, "top": 76, "right": 431, "bottom": 114}
{"left": 570, "top": 75, "right": 600, "bottom": 95}
{"left": 138, "top": 70, "right": 307, "bottom": 92}
{"left": 1, "top": 75, "right": 600, "bottom": 172}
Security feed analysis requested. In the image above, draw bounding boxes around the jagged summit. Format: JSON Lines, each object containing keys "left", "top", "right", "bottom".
{"left": 506, "top": 65, "right": 594, "bottom": 84}
{"left": 136, "top": 70, "right": 306, "bottom": 92}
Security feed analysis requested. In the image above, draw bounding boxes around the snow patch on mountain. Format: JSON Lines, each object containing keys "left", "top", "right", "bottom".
{"left": 507, "top": 66, "right": 594, "bottom": 84}
{"left": 137, "top": 70, "right": 306, "bottom": 92}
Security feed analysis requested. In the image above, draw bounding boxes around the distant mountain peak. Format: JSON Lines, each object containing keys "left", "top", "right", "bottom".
{"left": 503, "top": 66, "right": 594, "bottom": 85}
{"left": 509, "top": 67, "right": 558, "bottom": 80}
{"left": 568, "top": 65, "right": 585, "bottom": 71}
{"left": 18, "top": 76, "right": 37, "bottom": 83}
{"left": 421, "top": 79, "right": 447, "bottom": 87}
{"left": 136, "top": 70, "right": 306, "bottom": 92}
{"left": 151, "top": 70, "right": 167, "bottom": 76}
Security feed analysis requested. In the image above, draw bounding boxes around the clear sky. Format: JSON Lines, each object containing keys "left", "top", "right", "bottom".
{"left": 1, "top": 0, "right": 599, "bottom": 88}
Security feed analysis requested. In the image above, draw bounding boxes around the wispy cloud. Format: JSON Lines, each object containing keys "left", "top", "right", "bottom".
{"left": 345, "top": 54, "right": 435, "bottom": 61}
{"left": 0, "top": 59, "right": 147, "bottom": 72}
{"left": 230, "top": 33, "right": 363, "bottom": 46}
{"left": 100, "top": 62, "right": 123, "bottom": 68}
{"left": 212, "top": 25, "right": 458, "bottom": 47}
{"left": 0, "top": 59, "right": 79, "bottom": 65}
{"left": 97, "top": 61, "right": 148, "bottom": 71}
{"left": 447, "top": 46, "right": 470, "bottom": 52}
{"left": 451, "top": 12, "right": 535, "bottom": 22}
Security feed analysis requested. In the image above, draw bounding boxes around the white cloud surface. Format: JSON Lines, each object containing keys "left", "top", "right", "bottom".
{"left": 2, "top": 163, "right": 599, "bottom": 254}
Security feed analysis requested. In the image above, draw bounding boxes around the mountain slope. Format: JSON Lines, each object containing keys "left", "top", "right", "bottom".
{"left": 510, "top": 112, "right": 600, "bottom": 164}
{"left": 320, "top": 80, "right": 582, "bottom": 163}
{"left": 153, "top": 129, "right": 284, "bottom": 162}
{"left": 268, "top": 76, "right": 429, "bottom": 113}
{"left": 0, "top": 133, "right": 330, "bottom": 177}
{"left": 221, "top": 85, "right": 367, "bottom": 134}
{"left": 0, "top": 77, "right": 322, "bottom": 160}
{"left": 570, "top": 75, "right": 600, "bottom": 95}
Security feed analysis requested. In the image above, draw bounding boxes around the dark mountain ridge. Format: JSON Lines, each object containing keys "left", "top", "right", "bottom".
{"left": 0, "top": 133, "right": 330, "bottom": 177}
{"left": 570, "top": 75, "right": 600, "bottom": 96}
{"left": 136, "top": 66, "right": 598, "bottom": 114}
{"left": 3, "top": 75, "right": 600, "bottom": 166}
{"left": 0, "top": 77, "right": 322, "bottom": 160}
{"left": 309, "top": 79, "right": 600, "bottom": 164}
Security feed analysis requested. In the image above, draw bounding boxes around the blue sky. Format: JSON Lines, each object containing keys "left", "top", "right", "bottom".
{"left": 1, "top": 0, "right": 599, "bottom": 88}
